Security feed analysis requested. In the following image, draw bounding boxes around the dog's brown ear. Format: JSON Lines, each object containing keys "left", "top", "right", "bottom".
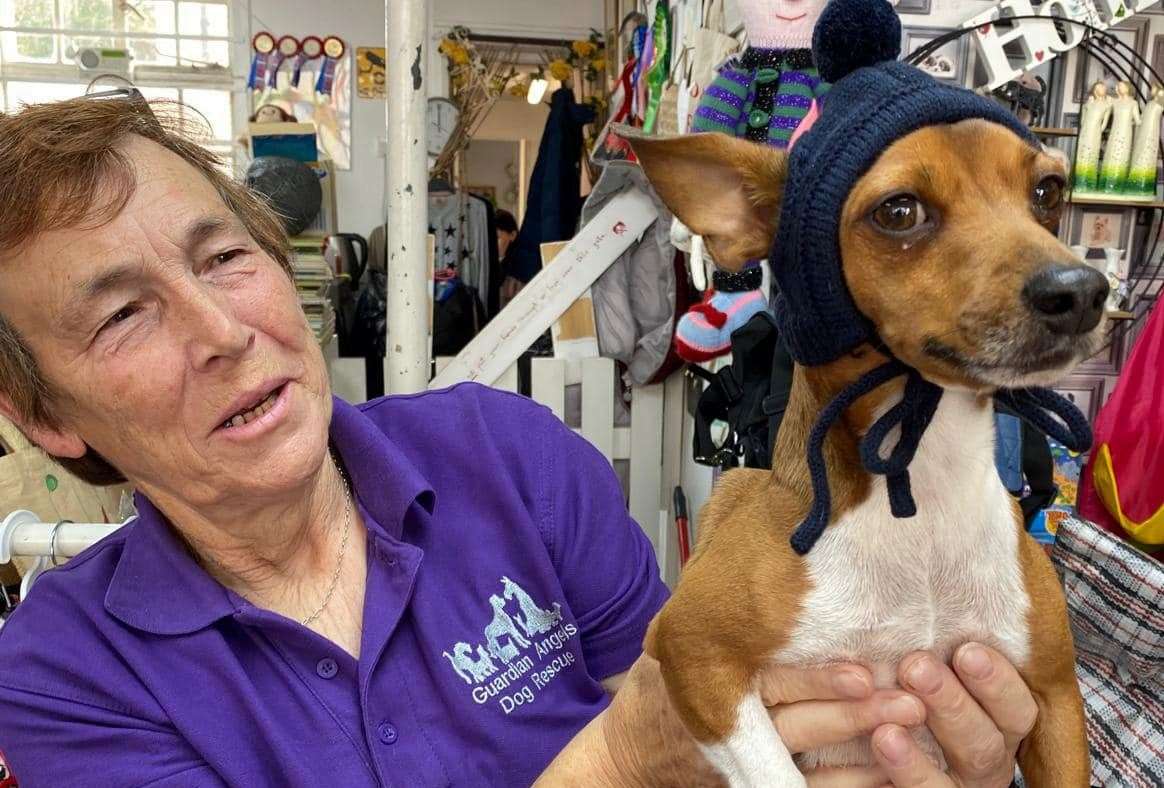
{"left": 619, "top": 127, "right": 787, "bottom": 271}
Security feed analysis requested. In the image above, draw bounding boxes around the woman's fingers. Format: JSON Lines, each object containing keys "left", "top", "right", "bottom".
{"left": 950, "top": 643, "right": 1039, "bottom": 754}
{"left": 898, "top": 653, "right": 1009, "bottom": 780}
{"left": 770, "top": 691, "right": 925, "bottom": 753}
{"left": 757, "top": 663, "right": 876, "bottom": 705}
{"left": 870, "top": 725, "right": 955, "bottom": 788}
{"left": 805, "top": 765, "right": 891, "bottom": 788}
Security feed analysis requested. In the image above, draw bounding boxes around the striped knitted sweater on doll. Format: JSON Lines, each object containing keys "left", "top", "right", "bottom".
{"left": 692, "top": 48, "right": 829, "bottom": 148}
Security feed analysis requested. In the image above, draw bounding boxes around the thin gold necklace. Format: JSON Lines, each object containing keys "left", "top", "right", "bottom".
{"left": 301, "top": 455, "right": 353, "bottom": 627}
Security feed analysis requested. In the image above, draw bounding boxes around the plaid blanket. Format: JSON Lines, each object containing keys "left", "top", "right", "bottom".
{"left": 1051, "top": 516, "right": 1164, "bottom": 786}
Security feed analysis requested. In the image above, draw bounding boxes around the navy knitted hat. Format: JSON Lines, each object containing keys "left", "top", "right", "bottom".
{"left": 779, "top": 0, "right": 1091, "bottom": 555}
{"left": 772, "top": 0, "right": 1039, "bottom": 367}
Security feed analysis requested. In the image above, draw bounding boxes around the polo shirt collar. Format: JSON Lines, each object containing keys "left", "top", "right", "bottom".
{"left": 105, "top": 396, "right": 435, "bottom": 635}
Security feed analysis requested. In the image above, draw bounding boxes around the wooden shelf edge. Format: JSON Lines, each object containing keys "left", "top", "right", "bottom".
{"left": 1107, "top": 311, "right": 1136, "bottom": 320}
{"left": 1032, "top": 127, "right": 1079, "bottom": 137}
{"left": 1068, "top": 193, "right": 1164, "bottom": 209}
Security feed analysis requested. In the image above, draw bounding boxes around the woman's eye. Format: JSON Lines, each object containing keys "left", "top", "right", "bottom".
{"left": 212, "top": 249, "right": 243, "bottom": 267}
{"left": 1033, "top": 177, "right": 1064, "bottom": 214}
{"left": 100, "top": 305, "right": 138, "bottom": 333}
{"left": 872, "top": 195, "right": 929, "bottom": 234}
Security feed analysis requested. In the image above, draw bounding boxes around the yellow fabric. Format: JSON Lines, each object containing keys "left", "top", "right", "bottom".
{"left": 1092, "top": 443, "right": 1164, "bottom": 545}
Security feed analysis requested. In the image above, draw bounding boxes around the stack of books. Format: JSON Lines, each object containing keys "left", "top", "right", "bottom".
{"left": 289, "top": 237, "right": 335, "bottom": 347}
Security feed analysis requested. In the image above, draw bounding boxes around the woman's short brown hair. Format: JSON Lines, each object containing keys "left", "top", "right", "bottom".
{"left": 0, "top": 95, "right": 293, "bottom": 485}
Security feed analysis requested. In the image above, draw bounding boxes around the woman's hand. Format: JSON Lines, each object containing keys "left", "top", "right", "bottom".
{"left": 872, "top": 643, "right": 1039, "bottom": 787}
{"left": 757, "top": 661, "right": 923, "bottom": 787}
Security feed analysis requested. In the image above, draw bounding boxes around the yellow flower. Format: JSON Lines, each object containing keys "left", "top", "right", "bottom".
{"left": 572, "top": 40, "right": 597, "bottom": 58}
{"left": 549, "top": 59, "right": 573, "bottom": 81}
{"left": 450, "top": 48, "right": 470, "bottom": 66}
{"left": 590, "top": 56, "right": 606, "bottom": 72}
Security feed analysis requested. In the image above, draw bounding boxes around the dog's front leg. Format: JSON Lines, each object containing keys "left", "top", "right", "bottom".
{"left": 1016, "top": 679, "right": 1090, "bottom": 788}
{"left": 655, "top": 636, "right": 804, "bottom": 788}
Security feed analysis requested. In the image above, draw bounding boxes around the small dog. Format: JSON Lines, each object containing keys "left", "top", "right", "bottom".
{"left": 623, "top": 1, "right": 1098, "bottom": 785}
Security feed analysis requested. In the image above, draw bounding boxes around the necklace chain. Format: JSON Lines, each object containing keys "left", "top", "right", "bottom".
{"left": 301, "top": 454, "right": 353, "bottom": 627}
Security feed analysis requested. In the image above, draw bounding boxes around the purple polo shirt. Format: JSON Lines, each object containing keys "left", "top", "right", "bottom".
{"left": 0, "top": 385, "right": 668, "bottom": 787}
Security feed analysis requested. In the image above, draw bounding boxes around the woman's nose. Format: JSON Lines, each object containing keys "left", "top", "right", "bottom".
{"left": 184, "top": 287, "right": 255, "bottom": 370}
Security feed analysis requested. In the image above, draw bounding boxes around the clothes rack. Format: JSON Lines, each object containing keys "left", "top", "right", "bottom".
{"left": 1, "top": 510, "right": 131, "bottom": 607}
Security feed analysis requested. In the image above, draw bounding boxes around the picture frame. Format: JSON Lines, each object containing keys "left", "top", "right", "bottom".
{"left": 1153, "top": 34, "right": 1164, "bottom": 83}
{"left": 902, "top": 26, "right": 969, "bottom": 84}
{"left": 893, "top": 0, "right": 933, "bottom": 14}
{"left": 1073, "top": 18, "right": 1149, "bottom": 103}
{"left": 1069, "top": 206, "right": 1134, "bottom": 252}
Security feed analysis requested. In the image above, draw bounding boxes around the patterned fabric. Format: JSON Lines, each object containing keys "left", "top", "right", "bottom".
{"left": 1052, "top": 516, "right": 1164, "bottom": 787}
{"left": 691, "top": 48, "right": 828, "bottom": 149}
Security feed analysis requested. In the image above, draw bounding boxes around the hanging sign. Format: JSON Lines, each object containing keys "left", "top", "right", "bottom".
{"left": 294, "top": 35, "right": 324, "bottom": 87}
{"left": 316, "top": 36, "right": 347, "bottom": 96}
{"left": 965, "top": 0, "right": 1161, "bottom": 91}
{"left": 248, "top": 31, "right": 276, "bottom": 91}
{"left": 268, "top": 35, "right": 301, "bottom": 88}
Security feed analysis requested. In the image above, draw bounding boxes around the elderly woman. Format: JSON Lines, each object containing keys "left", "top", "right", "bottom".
{"left": 0, "top": 93, "right": 1038, "bottom": 788}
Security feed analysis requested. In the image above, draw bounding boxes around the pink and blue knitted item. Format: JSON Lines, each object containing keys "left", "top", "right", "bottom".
{"left": 783, "top": 0, "right": 1093, "bottom": 555}
{"left": 675, "top": 267, "right": 767, "bottom": 362}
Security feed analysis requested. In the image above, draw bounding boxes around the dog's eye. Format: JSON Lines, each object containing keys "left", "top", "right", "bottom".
{"left": 872, "top": 195, "right": 928, "bottom": 234}
{"left": 1033, "top": 177, "right": 1065, "bottom": 213}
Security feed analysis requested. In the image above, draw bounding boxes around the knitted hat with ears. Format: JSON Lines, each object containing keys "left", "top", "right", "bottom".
{"left": 771, "top": 0, "right": 1039, "bottom": 368}
{"left": 773, "top": 0, "right": 1090, "bottom": 556}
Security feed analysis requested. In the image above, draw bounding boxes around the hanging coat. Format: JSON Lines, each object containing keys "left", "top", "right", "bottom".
{"left": 1079, "top": 297, "right": 1164, "bottom": 556}
{"left": 583, "top": 161, "right": 678, "bottom": 386}
{"left": 508, "top": 87, "right": 596, "bottom": 282}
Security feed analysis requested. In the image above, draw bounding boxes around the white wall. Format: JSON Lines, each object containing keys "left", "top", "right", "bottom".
{"left": 464, "top": 139, "right": 521, "bottom": 215}
{"left": 234, "top": 0, "right": 604, "bottom": 238}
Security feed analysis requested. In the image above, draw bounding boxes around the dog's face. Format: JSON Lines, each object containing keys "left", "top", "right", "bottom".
{"left": 840, "top": 119, "right": 1107, "bottom": 390}
{"left": 624, "top": 120, "right": 1107, "bottom": 391}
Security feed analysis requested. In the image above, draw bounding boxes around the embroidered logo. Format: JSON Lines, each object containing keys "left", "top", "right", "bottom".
{"left": 441, "top": 576, "right": 579, "bottom": 714}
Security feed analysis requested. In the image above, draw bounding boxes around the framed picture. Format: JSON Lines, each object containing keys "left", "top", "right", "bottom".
{"left": 1073, "top": 18, "right": 1149, "bottom": 102}
{"left": 1069, "top": 206, "right": 1134, "bottom": 251}
{"left": 893, "top": 0, "right": 932, "bottom": 14}
{"left": 1153, "top": 35, "right": 1164, "bottom": 84}
{"left": 356, "top": 47, "right": 386, "bottom": 99}
{"left": 903, "top": 27, "right": 969, "bottom": 84}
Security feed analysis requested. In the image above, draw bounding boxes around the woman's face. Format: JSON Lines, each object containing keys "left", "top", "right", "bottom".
{"left": 0, "top": 135, "right": 333, "bottom": 509}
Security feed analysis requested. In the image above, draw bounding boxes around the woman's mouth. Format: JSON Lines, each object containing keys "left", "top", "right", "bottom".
{"left": 221, "top": 387, "right": 282, "bottom": 429}
{"left": 216, "top": 382, "right": 291, "bottom": 436}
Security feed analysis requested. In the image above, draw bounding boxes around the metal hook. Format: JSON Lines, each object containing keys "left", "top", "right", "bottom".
{"left": 49, "top": 519, "right": 72, "bottom": 567}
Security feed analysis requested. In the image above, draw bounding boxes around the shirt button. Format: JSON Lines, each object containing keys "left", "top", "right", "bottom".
{"left": 315, "top": 658, "right": 339, "bottom": 679}
{"left": 377, "top": 721, "right": 399, "bottom": 745}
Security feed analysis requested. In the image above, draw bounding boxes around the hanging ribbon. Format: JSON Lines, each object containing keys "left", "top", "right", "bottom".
{"left": 316, "top": 36, "right": 346, "bottom": 96}
{"left": 268, "top": 35, "right": 301, "bottom": 89}
{"left": 248, "top": 31, "right": 276, "bottom": 91}
{"left": 295, "top": 36, "right": 324, "bottom": 89}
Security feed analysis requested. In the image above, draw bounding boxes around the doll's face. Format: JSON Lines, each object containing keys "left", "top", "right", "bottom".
{"left": 738, "top": 0, "right": 829, "bottom": 45}
{"left": 254, "top": 105, "right": 286, "bottom": 123}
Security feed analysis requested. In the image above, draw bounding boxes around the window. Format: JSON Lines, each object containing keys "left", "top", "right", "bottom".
{"left": 0, "top": 0, "right": 234, "bottom": 156}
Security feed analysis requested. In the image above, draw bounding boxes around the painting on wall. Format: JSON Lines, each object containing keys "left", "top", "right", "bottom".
{"left": 902, "top": 27, "right": 969, "bottom": 84}
{"left": 1070, "top": 207, "right": 1132, "bottom": 251}
{"left": 892, "top": 0, "right": 932, "bottom": 13}
{"left": 357, "top": 47, "right": 386, "bottom": 100}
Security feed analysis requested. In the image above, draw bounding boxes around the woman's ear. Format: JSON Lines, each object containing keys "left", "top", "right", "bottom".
{"left": 618, "top": 127, "right": 788, "bottom": 271}
{"left": 0, "top": 395, "right": 86, "bottom": 459}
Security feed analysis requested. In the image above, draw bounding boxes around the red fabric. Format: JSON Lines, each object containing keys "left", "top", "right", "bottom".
{"left": 689, "top": 298, "right": 728, "bottom": 328}
{"left": 1079, "top": 298, "right": 1164, "bottom": 553}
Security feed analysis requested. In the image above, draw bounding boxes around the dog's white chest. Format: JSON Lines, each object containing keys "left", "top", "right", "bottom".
{"left": 775, "top": 393, "right": 1031, "bottom": 768}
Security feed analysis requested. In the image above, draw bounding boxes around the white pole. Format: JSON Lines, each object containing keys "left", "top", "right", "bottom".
{"left": 384, "top": 0, "right": 430, "bottom": 394}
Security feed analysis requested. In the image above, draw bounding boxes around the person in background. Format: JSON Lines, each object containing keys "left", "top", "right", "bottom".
{"left": 497, "top": 209, "right": 523, "bottom": 306}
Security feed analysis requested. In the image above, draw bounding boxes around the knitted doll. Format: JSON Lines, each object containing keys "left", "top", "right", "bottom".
{"left": 674, "top": 0, "right": 830, "bottom": 362}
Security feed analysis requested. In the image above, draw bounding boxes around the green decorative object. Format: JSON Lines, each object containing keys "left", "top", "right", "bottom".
{"left": 45, "top": 474, "right": 58, "bottom": 492}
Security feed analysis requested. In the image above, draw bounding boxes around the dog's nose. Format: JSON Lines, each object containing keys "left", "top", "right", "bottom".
{"left": 1022, "top": 264, "right": 1109, "bottom": 335}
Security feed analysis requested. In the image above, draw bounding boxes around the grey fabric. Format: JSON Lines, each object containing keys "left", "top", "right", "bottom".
{"left": 582, "top": 161, "right": 678, "bottom": 386}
